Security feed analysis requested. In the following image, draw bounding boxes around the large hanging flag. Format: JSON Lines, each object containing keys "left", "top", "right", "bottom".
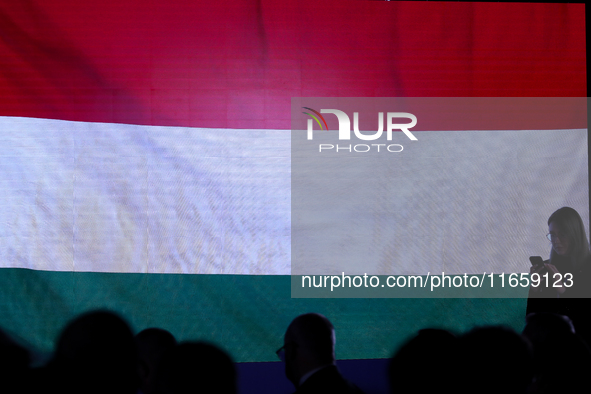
{"left": 0, "top": 0, "right": 586, "bottom": 362}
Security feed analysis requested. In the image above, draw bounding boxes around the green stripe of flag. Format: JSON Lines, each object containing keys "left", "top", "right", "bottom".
{"left": 0, "top": 268, "right": 527, "bottom": 362}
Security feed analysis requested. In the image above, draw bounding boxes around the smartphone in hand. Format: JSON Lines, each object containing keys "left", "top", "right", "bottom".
{"left": 529, "top": 256, "right": 545, "bottom": 268}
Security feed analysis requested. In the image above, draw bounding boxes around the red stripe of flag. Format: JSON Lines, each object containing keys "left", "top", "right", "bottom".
{"left": 0, "top": 0, "right": 585, "bottom": 129}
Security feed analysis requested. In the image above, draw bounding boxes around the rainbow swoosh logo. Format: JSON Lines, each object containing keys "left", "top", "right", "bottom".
{"left": 302, "top": 107, "right": 328, "bottom": 131}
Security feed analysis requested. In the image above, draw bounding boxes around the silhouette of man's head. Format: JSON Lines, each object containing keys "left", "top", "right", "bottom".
{"left": 523, "top": 313, "right": 591, "bottom": 393}
{"left": 283, "top": 313, "right": 335, "bottom": 386}
{"left": 135, "top": 328, "right": 177, "bottom": 394}
{"left": 389, "top": 328, "right": 457, "bottom": 394}
{"left": 155, "top": 342, "right": 236, "bottom": 394}
{"left": 523, "top": 312, "right": 575, "bottom": 345}
{"left": 456, "top": 326, "right": 533, "bottom": 394}
{"left": 52, "top": 310, "right": 137, "bottom": 394}
{"left": 0, "top": 327, "right": 31, "bottom": 393}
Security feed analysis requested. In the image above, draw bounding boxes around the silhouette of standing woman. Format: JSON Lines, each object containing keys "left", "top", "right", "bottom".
{"left": 527, "top": 207, "right": 591, "bottom": 344}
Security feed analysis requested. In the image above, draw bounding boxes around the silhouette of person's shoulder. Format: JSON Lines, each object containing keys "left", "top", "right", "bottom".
{"left": 295, "top": 365, "right": 365, "bottom": 394}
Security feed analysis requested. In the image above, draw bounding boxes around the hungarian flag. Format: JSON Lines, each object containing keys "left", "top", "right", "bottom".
{"left": 0, "top": 0, "right": 586, "bottom": 371}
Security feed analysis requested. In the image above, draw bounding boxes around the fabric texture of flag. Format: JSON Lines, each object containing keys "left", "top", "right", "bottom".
{"left": 0, "top": 0, "right": 586, "bottom": 362}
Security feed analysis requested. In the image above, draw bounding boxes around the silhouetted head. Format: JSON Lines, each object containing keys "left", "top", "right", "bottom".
{"left": 548, "top": 207, "right": 590, "bottom": 265}
{"left": 282, "top": 313, "right": 335, "bottom": 386}
{"left": 388, "top": 328, "right": 457, "bottom": 394}
{"left": 528, "top": 327, "right": 591, "bottom": 393}
{"left": 0, "top": 327, "right": 31, "bottom": 393}
{"left": 523, "top": 312, "right": 575, "bottom": 346}
{"left": 155, "top": 341, "right": 236, "bottom": 394}
{"left": 456, "top": 326, "right": 533, "bottom": 394}
{"left": 0, "top": 328, "right": 30, "bottom": 371}
{"left": 135, "top": 328, "right": 177, "bottom": 394}
{"left": 52, "top": 310, "right": 137, "bottom": 394}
